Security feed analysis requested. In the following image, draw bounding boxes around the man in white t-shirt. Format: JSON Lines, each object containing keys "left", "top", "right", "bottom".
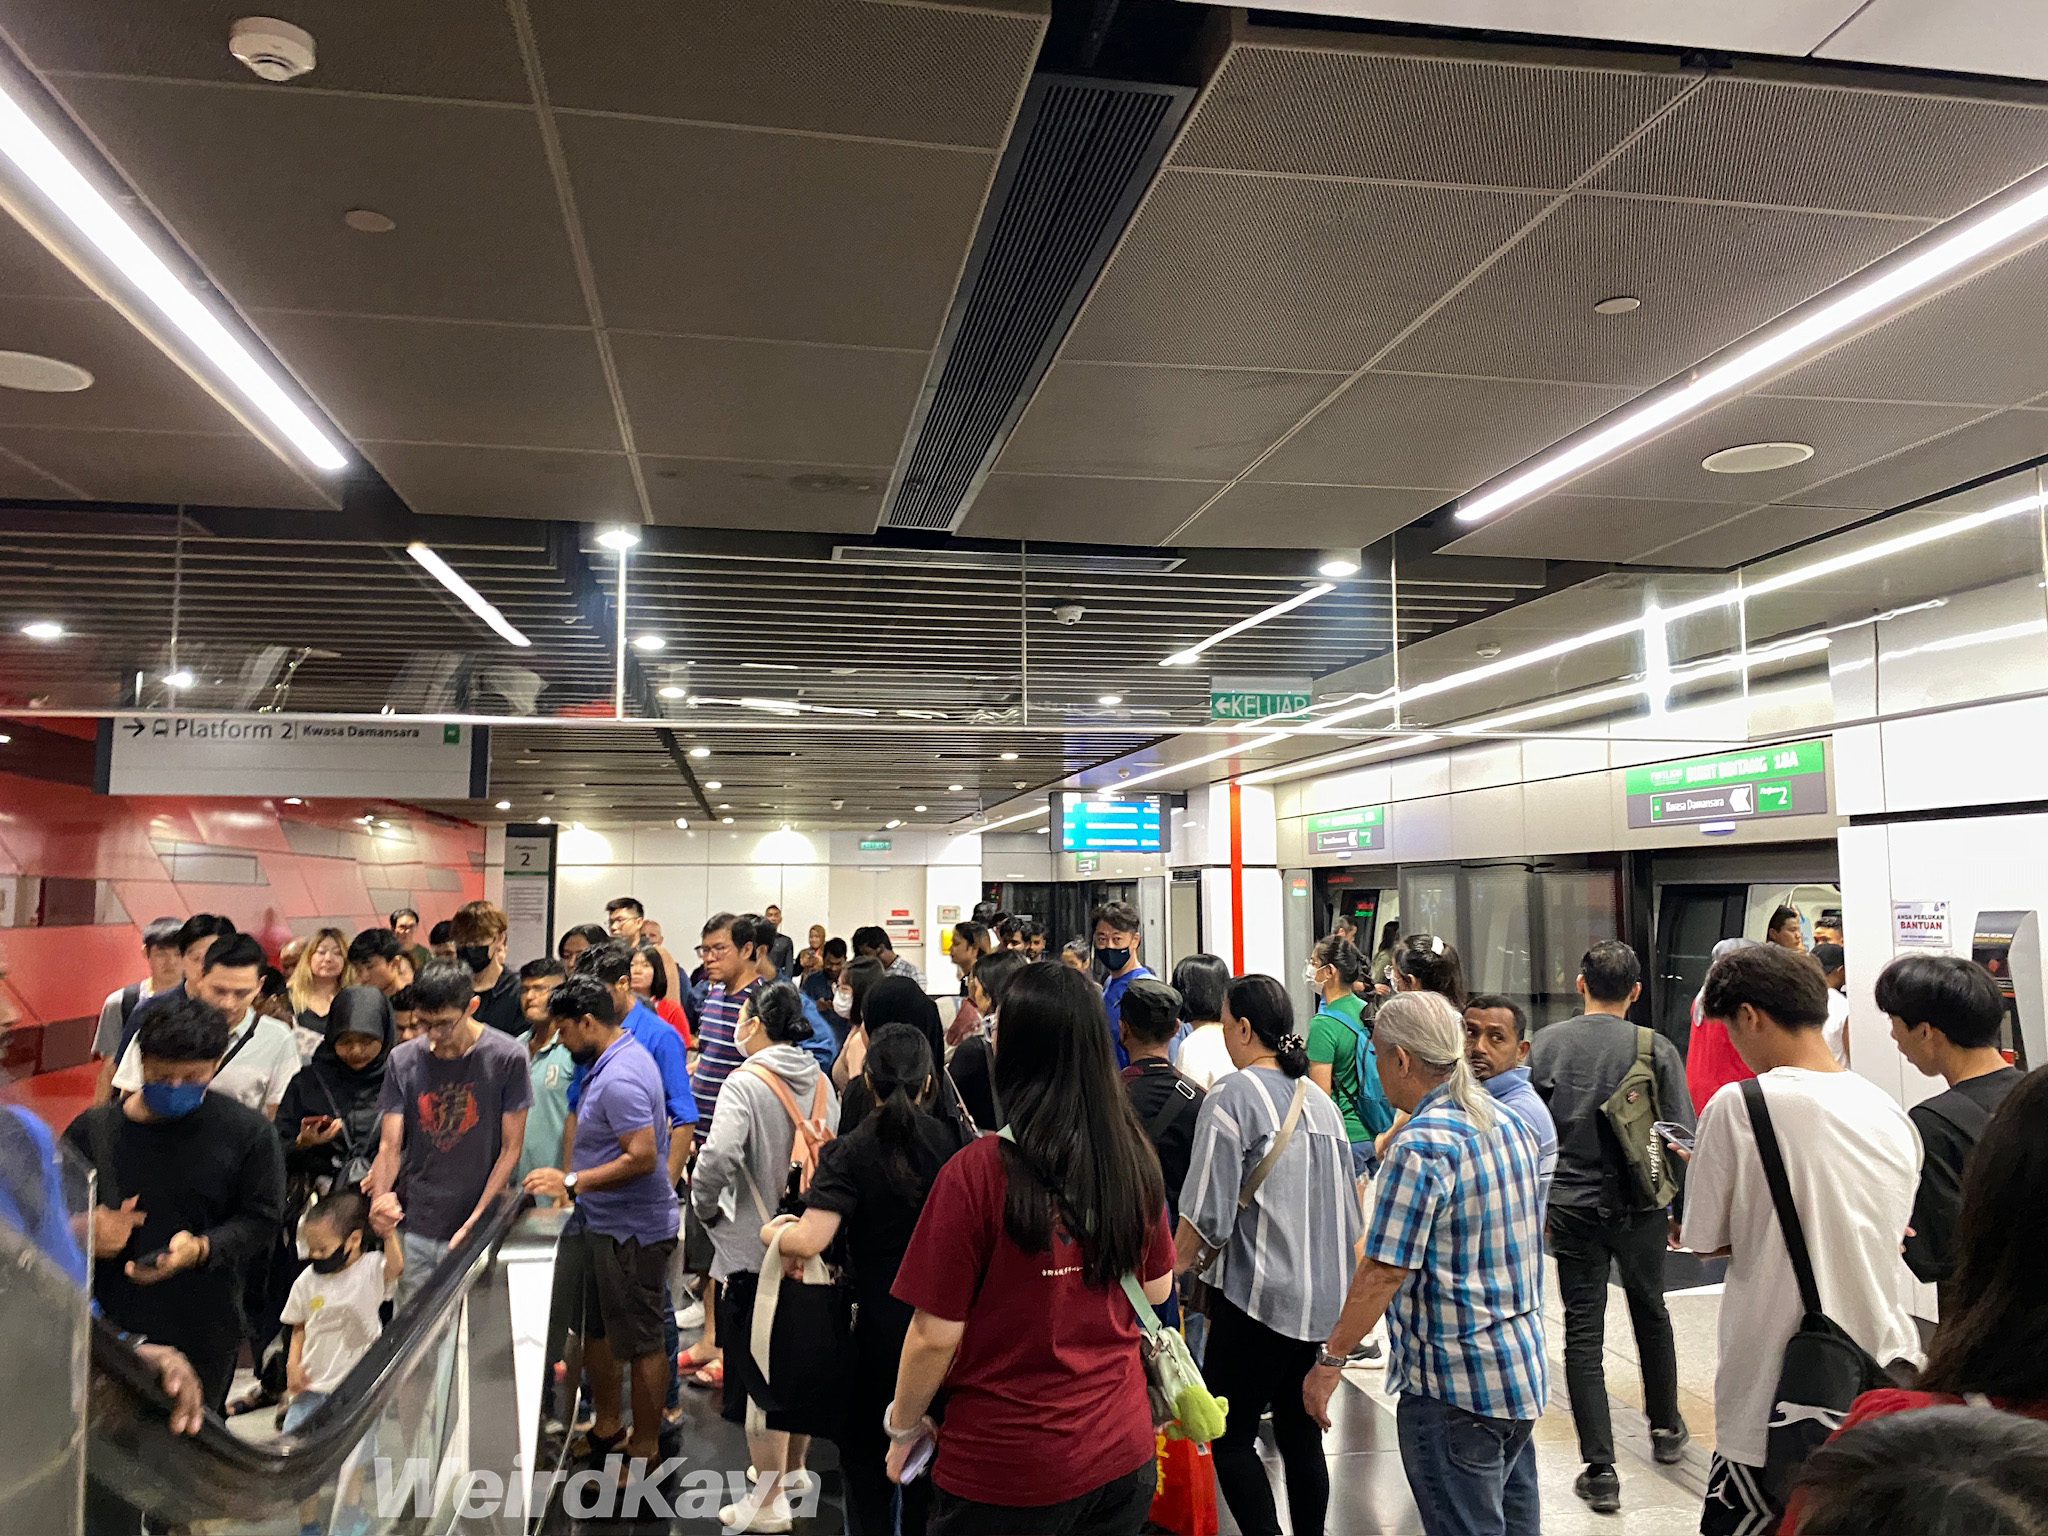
{"left": 91, "top": 917, "right": 187, "bottom": 1104}
{"left": 112, "top": 934, "right": 301, "bottom": 1118}
{"left": 1681, "top": 943, "right": 1920, "bottom": 1536}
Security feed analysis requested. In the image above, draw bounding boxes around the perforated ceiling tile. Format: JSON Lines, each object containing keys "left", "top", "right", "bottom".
{"left": 1761, "top": 241, "right": 2048, "bottom": 406}
{"left": 1593, "top": 74, "right": 2048, "bottom": 219}
{"left": 994, "top": 363, "right": 1344, "bottom": 480}
{"left": 1441, "top": 492, "right": 1741, "bottom": 563}
{"left": 1381, "top": 192, "right": 1924, "bottom": 388}
{"left": 1555, "top": 394, "right": 1993, "bottom": 506}
{"left": 561, "top": 113, "right": 995, "bottom": 348}
{"left": 0, "top": 427, "right": 337, "bottom": 510}
{"left": 1626, "top": 501, "right": 1884, "bottom": 568}
{"left": 0, "top": 295, "right": 254, "bottom": 434}
{"left": 609, "top": 332, "right": 928, "bottom": 465}
{"left": 15, "top": 0, "right": 532, "bottom": 102}
{"left": 1176, "top": 482, "right": 1447, "bottom": 549}
{"left": 362, "top": 442, "right": 639, "bottom": 521}
{"left": 0, "top": 215, "right": 99, "bottom": 303}
{"left": 1172, "top": 38, "right": 1689, "bottom": 189}
{"left": 1251, "top": 372, "right": 1635, "bottom": 489}
{"left": 1771, "top": 407, "right": 2048, "bottom": 512}
{"left": 958, "top": 473, "right": 1224, "bottom": 544}
{"left": 251, "top": 313, "right": 621, "bottom": 451}
{"left": 0, "top": 447, "right": 80, "bottom": 498}
{"left": 640, "top": 457, "right": 886, "bottom": 534}
{"left": 533, "top": 0, "right": 1045, "bottom": 148}
{"left": 56, "top": 77, "right": 587, "bottom": 325}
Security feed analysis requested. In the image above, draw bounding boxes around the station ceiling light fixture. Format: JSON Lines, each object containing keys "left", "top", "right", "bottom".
{"left": 674, "top": 816, "right": 689, "bottom": 829}
{"left": 884, "top": 818, "right": 904, "bottom": 830}
{"left": 0, "top": 349, "right": 91, "bottom": 392}
{"left": 495, "top": 799, "right": 512, "bottom": 810}
{"left": 1592, "top": 295, "right": 1641, "bottom": 315}
{"left": 1701, "top": 441, "right": 1814, "bottom": 474}
{"left": 703, "top": 779, "right": 721, "bottom": 790}
{"left": 283, "top": 796, "right": 303, "bottom": 806}
{"left": 913, "top": 804, "right": 927, "bottom": 813}
{"left": 161, "top": 668, "right": 194, "bottom": 689}
{"left": 596, "top": 527, "right": 641, "bottom": 551}
{"left": 721, "top": 816, "right": 734, "bottom": 824}
{"left": 20, "top": 620, "right": 63, "bottom": 639}
{"left": 1097, "top": 694, "right": 1123, "bottom": 706}
{"left": 947, "top": 783, "right": 964, "bottom": 792}
{"left": 688, "top": 746, "right": 710, "bottom": 759}
{"left": 632, "top": 633, "right": 666, "bottom": 652}
{"left": 1458, "top": 167, "right": 2048, "bottom": 526}
{"left": 1316, "top": 547, "right": 1362, "bottom": 578}
{"left": 406, "top": 543, "right": 530, "bottom": 647}
{"left": 658, "top": 685, "right": 685, "bottom": 699}
{"left": 1161, "top": 584, "right": 1335, "bottom": 666}
{"left": 0, "top": 80, "right": 347, "bottom": 471}
{"left": 537, "top": 814, "right": 552, "bottom": 824}
{"left": 999, "top": 751, "right": 1019, "bottom": 761}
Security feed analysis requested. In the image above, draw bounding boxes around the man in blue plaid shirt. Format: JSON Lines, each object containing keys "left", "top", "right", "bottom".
{"left": 1305, "top": 992, "right": 1547, "bottom": 1536}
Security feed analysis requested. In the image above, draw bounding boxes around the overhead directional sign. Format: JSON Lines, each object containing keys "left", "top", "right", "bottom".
{"left": 1210, "top": 674, "right": 1312, "bottom": 722}
{"left": 98, "top": 715, "right": 488, "bottom": 798}
{"left": 1306, "top": 805, "right": 1384, "bottom": 853}
{"left": 1625, "top": 739, "right": 1826, "bottom": 828}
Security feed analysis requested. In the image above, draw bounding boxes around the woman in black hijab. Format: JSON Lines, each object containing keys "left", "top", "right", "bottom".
{"left": 274, "top": 984, "right": 393, "bottom": 1196}
{"left": 837, "top": 975, "right": 976, "bottom": 1141}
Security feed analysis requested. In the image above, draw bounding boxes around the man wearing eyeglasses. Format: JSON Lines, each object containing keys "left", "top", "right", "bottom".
{"left": 688, "top": 912, "right": 761, "bottom": 1129}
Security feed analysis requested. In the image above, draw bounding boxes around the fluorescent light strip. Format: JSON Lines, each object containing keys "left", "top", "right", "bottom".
{"left": 406, "top": 543, "right": 531, "bottom": 648}
{"left": 1456, "top": 175, "right": 2048, "bottom": 525}
{"left": 0, "top": 88, "right": 348, "bottom": 472}
{"left": 1161, "top": 584, "right": 1335, "bottom": 666}
{"left": 979, "top": 805, "right": 1050, "bottom": 831}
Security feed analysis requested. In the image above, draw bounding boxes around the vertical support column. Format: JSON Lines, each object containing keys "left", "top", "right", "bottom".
{"left": 1199, "top": 781, "right": 1282, "bottom": 978}
{"left": 1229, "top": 783, "right": 1245, "bottom": 974}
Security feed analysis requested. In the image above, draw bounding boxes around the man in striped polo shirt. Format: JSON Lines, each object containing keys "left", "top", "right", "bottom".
{"left": 689, "top": 911, "right": 760, "bottom": 1128}
{"left": 1305, "top": 991, "right": 1547, "bottom": 1536}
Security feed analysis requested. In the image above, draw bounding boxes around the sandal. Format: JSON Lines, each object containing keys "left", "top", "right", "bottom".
{"left": 677, "top": 1342, "right": 717, "bottom": 1372}
{"left": 687, "top": 1357, "right": 724, "bottom": 1390}
{"left": 579, "top": 1425, "right": 628, "bottom": 1464}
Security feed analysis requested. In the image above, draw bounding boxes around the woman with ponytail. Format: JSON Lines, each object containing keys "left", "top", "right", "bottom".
{"left": 882, "top": 963, "right": 1173, "bottom": 1534}
{"left": 1390, "top": 933, "right": 1469, "bottom": 1011}
{"left": 1304, "top": 990, "right": 1548, "bottom": 1536}
{"left": 1175, "top": 974, "right": 1363, "bottom": 1536}
{"left": 764, "top": 1024, "right": 971, "bottom": 1536}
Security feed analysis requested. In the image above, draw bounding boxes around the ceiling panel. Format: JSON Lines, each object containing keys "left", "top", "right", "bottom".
{"left": 0, "top": 427, "right": 337, "bottom": 508}
{"left": 22, "top": 0, "right": 531, "bottom": 100}
{"left": 1817, "top": 0, "right": 2048, "bottom": 83}
{"left": 0, "top": 448, "right": 80, "bottom": 498}
{"left": 1442, "top": 491, "right": 1747, "bottom": 562}
{"left": 958, "top": 473, "right": 1225, "bottom": 545}
{"left": 640, "top": 458, "right": 887, "bottom": 533}
{"left": 1251, "top": 372, "right": 1635, "bottom": 489}
{"left": 1379, "top": 192, "right": 1924, "bottom": 388}
{"left": 1176, "top": 482, "right": 1447, "bottom": 549}
{"left": 251, "top": 312, "right": 621, "bottom": 450}
{"left": 1169, "top": 34, "right": 1689, "bottom": 188}
{"left": 59, "top": 77, "right": 586, "bottom": 324}
{"left": 1628, "top": 500, "right": 1887, "bottom": 568}
{"left": 1176, "top": 1, "right": 1861, "bottom": 57}
{"left": 608, "top": 332, "right": 928, "bottom": 464}
{"left": 994, "top": 363, "right": 1343, "bottom": 480}
{"left": 360, "top": 443, "right": 639, "bottom": 521}
{"left": 1760, "top": 242, "right": 2048, "bottom": 407}
{"left": 0, "top": 295, "right": 254, "bottom": 433}
{"left": 530, "top": 0, "right": 1045, "bottom": 147}
{"left": 1592, "top": 75, "right": 2048, "bottom": 220}
{"left": 1766, "top": 407, "right": 2048, "bottom": 512}
{"left": 559, "top": 113, "right": 996, "bottom": 347}
{"left": 1060, "top": 171, "right": 1550, "bottom": 370}
{"left": 1549, "top": 395, "right": 1991, "bottom": 505}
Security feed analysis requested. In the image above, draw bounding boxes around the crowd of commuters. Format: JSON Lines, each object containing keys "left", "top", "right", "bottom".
{"left": 22, "top": 883, "right": 2048, "bottom": 1536}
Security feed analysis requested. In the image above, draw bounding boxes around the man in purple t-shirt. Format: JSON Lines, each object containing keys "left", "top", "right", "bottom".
{"left": 523, "top": 975, "right": 676, "bottom": 1467}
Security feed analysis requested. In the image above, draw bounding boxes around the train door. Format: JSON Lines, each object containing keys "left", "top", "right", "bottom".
{"left": 1652, "top": 884, "right": 1748, "bottom": 1050}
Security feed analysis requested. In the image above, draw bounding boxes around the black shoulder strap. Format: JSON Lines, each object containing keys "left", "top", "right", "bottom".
{"left": 1919, "top": 1091, "right": 1992, "bottom": 1143}
{"left": 1144, "top": 1069, "right": 1198, "bottom": 1141}
{"left": 85, "top": 1106, "right": 120, "bottom": 1208}
{"left": 215, "top": 1016, "right": 259, "bottom": 1076}
{"left": 1742, "top": 1077, "right": 1824, "bottom": 1318}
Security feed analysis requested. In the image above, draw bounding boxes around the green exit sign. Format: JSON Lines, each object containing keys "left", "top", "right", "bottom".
{"left": 858, "top": 838, "right": 891, "bottom": 851}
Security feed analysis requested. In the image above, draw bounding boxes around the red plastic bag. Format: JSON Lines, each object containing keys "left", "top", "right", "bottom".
{"left": 1147, "top": 1432, "right": 1219, "bottom": 1536}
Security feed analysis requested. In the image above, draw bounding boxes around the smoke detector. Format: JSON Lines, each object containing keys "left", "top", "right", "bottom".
{"left": 229, "top": 17, "right": 316, "bottom": 81}
{"left": 1475, "top": 642, "right": 1503, "bottom": 659}
{"left": 1051, "top": 603, "right": 1085, "bottom": 626}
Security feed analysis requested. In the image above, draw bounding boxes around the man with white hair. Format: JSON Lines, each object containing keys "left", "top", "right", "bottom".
{"left": 1303, "top": 991, "right": 1546, "bottom": 1536}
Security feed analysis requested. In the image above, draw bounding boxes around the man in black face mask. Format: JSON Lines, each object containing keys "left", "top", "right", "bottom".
{"left": 452, "top": 899, "right": 525, "bottom": 1036}
{"left": 1092, "top": 899, "right": 1155, "bottom": 1069}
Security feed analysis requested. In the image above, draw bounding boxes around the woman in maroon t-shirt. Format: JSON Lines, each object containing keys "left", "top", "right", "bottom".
{"left": 886, "top": 963, "right": 1174, "bottom": 1535}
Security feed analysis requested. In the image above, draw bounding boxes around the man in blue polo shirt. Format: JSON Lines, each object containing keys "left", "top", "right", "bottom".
{"left": 524, "top": 975, "right": 677, "bottom": 1467}
{"left": 1093, "top": 899, "right": 1156, "bottom": 1068}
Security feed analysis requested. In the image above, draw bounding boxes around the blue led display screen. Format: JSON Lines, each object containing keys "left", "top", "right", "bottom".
{"left": 1054, "top": 793, "right": 1169, "bottom": 854}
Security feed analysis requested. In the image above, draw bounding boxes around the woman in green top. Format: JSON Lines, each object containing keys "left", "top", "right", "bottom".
{"left": 1304, "top": 935, "right": 1376, "bottom": 1174}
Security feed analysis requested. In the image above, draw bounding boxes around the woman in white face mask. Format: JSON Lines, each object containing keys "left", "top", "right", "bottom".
{"left": 829, "top": 956, "right": 888, "bottom": 1091}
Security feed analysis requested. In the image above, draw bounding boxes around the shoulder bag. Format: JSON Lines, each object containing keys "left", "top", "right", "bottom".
{"left": 1187, "top": 1076, "right": 1308, "bottom": 1275}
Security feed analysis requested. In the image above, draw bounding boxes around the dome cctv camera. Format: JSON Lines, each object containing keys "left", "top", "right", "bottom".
{"left": 229, "top": 16, "right": 316, "bottom": 81}
{"left": 1051, "top": 604, "right": 1085, "bottom": 626}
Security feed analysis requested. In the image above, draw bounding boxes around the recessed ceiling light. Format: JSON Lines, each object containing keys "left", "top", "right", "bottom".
{"left": 343, "top": 208, "right": 395, "bottom": 234}
{"left": 632, "top": 633, "right": 665, "bottom": 651}
{"left": 1701, "top": 441, "right": 1816, "bottom": 474}
{"left": 0, "top": 349, "right": 92, "bottom": 392}
{"left": 161, "top": 668, "right": 194, "bottom": 689}
{"left": 658, "top": 685, "right": 685, "bottom": 699}
{"left": 1592, "top": 295, "right": 1641, "bottom": 315}
{"left": 282, "top": 796, "right": 303, "bottom": 805}
{"left": 596, "top": 527, "right": 641, "bottom": 551}
{"left": 948, "top": 783, "right": 964, "bottom": 792}
{"left": 674, "top": 816, "right": 689, "bottom": 829}
{"left": 884, "top": 818, "right": 904, "bottom": 829}
{"left": 1097, "top": 694, "right": 1122, "bottom": 706}
{"left": 717, "top": 803, "right": 731, "bottom": 810}
{"left": 703, "top": 779, "right": 721, "bottom": 790}
{"left": 516, "top": 757, "right": 541, "bottom": 765}
{"left": 537, "top": 814, "right": 552, "bottom": 824}
{"left": 688, "top": 746, "right": 710, "bottom": 759}
{"left": 1000, "top": 751, "right": 1019, "bottom": 761}
{"left": 913, "top": 804, "right": 927, "bottom": 812}
{"left": 721, "top": 816, "right": 734, "bottom": 824}
{"left": 1316, "top": 547, "right": 1361, "bottom": 579}
{"left": 494, "top": 799, "right": 511, "bottom": 810}
{"left": 20, "top": 621, "right": 63, "bottom": 640}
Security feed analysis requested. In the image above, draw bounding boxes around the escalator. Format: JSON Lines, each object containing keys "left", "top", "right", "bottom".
{"left": 12, "top": 1191, "right": 564, "bottom": 1534}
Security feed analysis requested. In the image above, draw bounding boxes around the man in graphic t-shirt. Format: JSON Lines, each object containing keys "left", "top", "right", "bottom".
{"left": 370, "top": 959, "right": 531, "bottom": 1308}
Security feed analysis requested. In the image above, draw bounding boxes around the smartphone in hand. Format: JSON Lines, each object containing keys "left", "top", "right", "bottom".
{"left": 1652, "top": 1120, "right": 1695, "bottom": 1154}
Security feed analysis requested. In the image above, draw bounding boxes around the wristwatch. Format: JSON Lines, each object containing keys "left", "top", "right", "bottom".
{"left": 563, "top": 1171, "right": 579, "bottom": 1197}
{"left": 1314, "top": 1346, "right": 1349, "bottom": 1370}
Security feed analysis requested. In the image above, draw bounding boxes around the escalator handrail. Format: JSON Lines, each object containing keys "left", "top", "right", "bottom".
{"left": 88, "top": 1190, "right": 531, "bottom": 1522}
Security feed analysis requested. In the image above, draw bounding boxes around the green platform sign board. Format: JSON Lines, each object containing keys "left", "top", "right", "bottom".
{"left": 1210, "top": 675, "right": 1313, "bottom": 722}
{"left": 858, "top": 838, "right": 892, "bottom": 851}
{"left": 1305, "top": 804, "right": 1385, "bottom": 853}
{"left": 1625, "top": 740, "right": 1827, "bottom": 828}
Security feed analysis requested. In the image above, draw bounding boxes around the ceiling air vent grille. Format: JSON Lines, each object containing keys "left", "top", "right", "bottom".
{"left": 879, "top": 73, "right": 1193, "bottom": 532}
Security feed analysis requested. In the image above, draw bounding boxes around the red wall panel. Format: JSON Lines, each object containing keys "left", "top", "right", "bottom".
{"left": 4, "top": 923, "right": 143, "bottom": 1025}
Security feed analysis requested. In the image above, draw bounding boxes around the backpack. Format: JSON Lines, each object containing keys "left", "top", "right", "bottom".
{"left": 1319, "top": 1005, "right": 1395, "bottom": 1138}
{"left": 1601, "top": 1026, "right": 1677, "bottom": 1209}
{"left": 111, "top": 981, "right": 149, "bottom": 1062}
{"left": 739, "top": 1061, "right": 834, "bottom": 1211}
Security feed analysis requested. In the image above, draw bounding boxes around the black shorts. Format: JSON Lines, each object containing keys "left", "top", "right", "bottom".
{"left": 580, "top": 1232, "right": 676, "bottom": 1361}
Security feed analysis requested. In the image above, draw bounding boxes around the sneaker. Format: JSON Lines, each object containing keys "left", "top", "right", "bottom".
{"left": 676, "top": 1299, "right": 706, "bottom": 1329}
{"left": 1652, "top": 1424, "right": 1691, "bottom": 1465}
{"left": 747, "top": 1467, "right": 813, "bottom": 1496}
{"left": 719, "top": 1486, "right": 793, "bottom": 1533}
{"left": 1346, "top": 1339, "right": 1382, "bottom": 1365}
{"left": 1575, "top": 1465, "right": 1621, "bottom": 1514}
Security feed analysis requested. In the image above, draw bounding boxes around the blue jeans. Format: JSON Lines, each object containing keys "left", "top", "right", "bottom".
{"left": 282, "top": 1389, "right": 329, "bottom": 1434}
{"left": 1351, "top": 1140, "right": 1377, "bottom": 1179}
{"left": 394, "top": 1232, "right": 451, "bottom": 1312}
{"left": 1396, "top": 1393, "right": 1541, "bottom": 1536}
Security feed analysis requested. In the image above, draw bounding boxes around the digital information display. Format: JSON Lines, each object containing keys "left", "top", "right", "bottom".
{"left": 1054, "top": 793, "right": 1170, "bottom": 854}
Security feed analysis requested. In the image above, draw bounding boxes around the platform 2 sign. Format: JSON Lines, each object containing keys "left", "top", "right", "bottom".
{"left": 1306, "top": 805, "right": 1384, "bottom": 853}
{"left": 97, "top": 715, "right": 489, "bottom": 798}
{"left": 1625, "top": 740, "right": 1826, "bottom": 829}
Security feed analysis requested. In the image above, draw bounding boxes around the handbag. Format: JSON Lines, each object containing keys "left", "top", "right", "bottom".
{"left": 743, "top": 1202, "right": 853, "bottom": 1438}
{"left": 1147, "top": 1432, "right": 1220, "bottom": 1536}
{"left": 1120, "top": 1271, "right": 1228, "bottom": 1444}
{"left": 1742, "top": 1079, "right": 1893, "bottom": 1507}
{"left": 1187, "top": 1077, "right": 1308, "bottom": 1275}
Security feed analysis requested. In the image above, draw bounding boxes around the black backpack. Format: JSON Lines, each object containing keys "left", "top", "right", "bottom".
{"left": 1742, "top": 1079, "right": 1895, "bottom": 1507}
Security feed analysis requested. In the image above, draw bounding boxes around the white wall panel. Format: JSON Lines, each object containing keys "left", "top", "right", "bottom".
{"left": 778, "top": 866, "right": 831, "bottom": 941}
{"left": 1834, "top": 824, "right": 1902, "bottom": 1104}
{"left": 1390, "top": 751, "right": 1451, "bottom": 801}
{"left": 1303, "top": 765, "right": 1393, "bottom": 817}
{"left": 1879, "top": 695, "right": 2048, "bottom": 812}
{"left": 1521, "top": 735, "right": 1609, "bottom": 784}
{"left": 1524, "top": 774, "right": 1616, "bottom": 855}
{"left": 1449, "top": 740, "right": 1523, "bottom": 793}
{"left": 1447, "top": 783, "right": 1525, "bottom": 859}
{"left": 1393, "top": 795, "right": 1453, "bottom": 862}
